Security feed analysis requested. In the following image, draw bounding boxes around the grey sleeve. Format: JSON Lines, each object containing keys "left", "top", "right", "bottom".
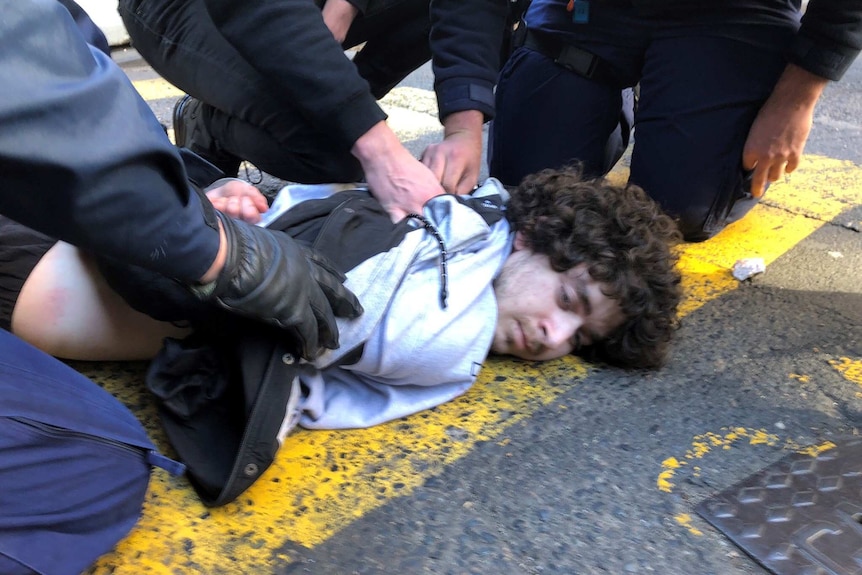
{"left": 0, "top": 0, "right": 219, "bottom": 282}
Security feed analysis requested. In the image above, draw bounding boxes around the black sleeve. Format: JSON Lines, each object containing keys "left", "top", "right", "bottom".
{"left": 789, "top": 0, "right": 862, "bottom": 80}
{"left": 0, "top": 0, "right": 219, "bottom": 282}
{"left": 202, "top": 0, "right": 388, "bottom": 149}
{"left": 347, "top": 0, "right": 371, "bottom": 15}
{"left": 430, "top": 0, "right": 511, "bottom": 121}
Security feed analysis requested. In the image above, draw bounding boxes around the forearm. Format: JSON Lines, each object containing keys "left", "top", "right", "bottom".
{"left": 0, "top": 0, "right": 219, "bottom": 282}
{"left": 770, "top": 63, "right": 829, "bottom": 109}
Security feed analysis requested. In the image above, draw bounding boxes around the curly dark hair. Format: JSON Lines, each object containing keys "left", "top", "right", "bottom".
{"left": 505, "top": 166, "right": 683, "bottom": 369}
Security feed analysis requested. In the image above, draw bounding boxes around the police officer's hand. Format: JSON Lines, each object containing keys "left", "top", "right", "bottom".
{"left": 352, "top": 121, "right": 445, "bottom": 222}
{"left": 421, "top": 110, "right": 484, "bottom": 196}
{"left": 743, "top": 64, "right": 827, "bottom": 198}
{"left": 191, "top": 212, "right": 363, "bottom": 360}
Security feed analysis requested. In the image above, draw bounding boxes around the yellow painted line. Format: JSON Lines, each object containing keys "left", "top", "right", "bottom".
{"left": 798, "top": 441, "right": 837, "bottom": 458}
{"left": 830, "top": 356, "right": 862, "bottom": 386}
{"left": 674, "top": 513, "right": 704, "bottom": 537}
{"left": 132, "top": 78, "right": 184, "bottom": 101}
{"left": 91, "top": 145, "right": 860, "bottom": 571}
{"left": 656, "top": 354, "right": 862, "bottom": 495}
{"left": 655, "top": 427, "right": 837, "bottom": 494}
{"left": 657, "top": 427, "right": 783, "bottom": 493}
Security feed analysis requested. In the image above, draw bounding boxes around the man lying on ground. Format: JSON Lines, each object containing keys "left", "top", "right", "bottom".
{"left": 0, "top": 165, "right": 683, "bottom": 504}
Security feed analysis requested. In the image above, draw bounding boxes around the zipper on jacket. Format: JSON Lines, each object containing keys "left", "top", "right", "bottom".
{"left": 9, "top": 416, "right": 185, "bottom": 475}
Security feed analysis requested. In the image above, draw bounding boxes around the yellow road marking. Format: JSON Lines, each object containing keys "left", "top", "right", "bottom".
{"left": 92, "top": 89, "right": 862, "bottom": 574}
{"left": 830, "top": 357, "right": 862, "bottom": 386}
{"left": 657, "top": 428, "right": 783, "bottom": 493}
{"left": 659, "top": 431, "right": 837, "bottom": 537}
{"left": 656, "top": 347, "right": 860, "bottom": 498}
{"left": 132, "top": 78, "right": 184, "bottom": 101}
{"left": 798, "top": 441, "right": 838, "bottom": 458}
{"left": 656, "top": 427, "right": 838, "bottom": 495}
{"left": 674, "top": 513, "right": 704, "bottom": 537}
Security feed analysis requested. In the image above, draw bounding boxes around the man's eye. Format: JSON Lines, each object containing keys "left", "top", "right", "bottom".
{"left": 560, "top": 285, "right": 571, "bottom": 308}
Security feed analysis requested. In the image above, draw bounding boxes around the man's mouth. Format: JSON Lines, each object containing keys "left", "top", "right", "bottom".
{"left": 516, "top": 322, "right": 528, "bottom": 352}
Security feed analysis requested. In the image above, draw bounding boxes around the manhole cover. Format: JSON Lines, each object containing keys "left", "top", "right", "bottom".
{"left": 697, "top": 438, "right": 862, "bottom": 575}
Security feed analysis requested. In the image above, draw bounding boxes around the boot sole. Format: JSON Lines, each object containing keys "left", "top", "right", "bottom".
{"left": 172, "top": 94, "right": 192, "bottom": 148}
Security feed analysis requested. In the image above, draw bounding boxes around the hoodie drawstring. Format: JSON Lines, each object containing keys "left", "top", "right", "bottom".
{"left": 406, "top": 213, "right": 449, "bottom": 309}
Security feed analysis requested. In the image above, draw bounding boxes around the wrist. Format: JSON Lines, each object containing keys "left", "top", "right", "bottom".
{"left": 351, "top": 121, "right": 400, "bottom": 164}
{"left": 198, "top": 215, "right": 228, "bottom": 284}
{"left": 770, "top": 63, "right": 828, "bottom": 111}
{"left": 442, "top": 110, "right": 484, "bottom": 138}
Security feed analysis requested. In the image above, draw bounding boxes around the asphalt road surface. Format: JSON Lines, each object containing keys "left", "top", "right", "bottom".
{"left": 84, "top": 48, "right": 862, "bottom": 575}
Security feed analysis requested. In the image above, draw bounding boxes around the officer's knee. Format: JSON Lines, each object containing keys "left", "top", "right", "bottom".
{"left": 674, "top": 191, "right": 761, "bottom": 243}
{"left": 675, "top": 211, "right": 714, "bottom": 243}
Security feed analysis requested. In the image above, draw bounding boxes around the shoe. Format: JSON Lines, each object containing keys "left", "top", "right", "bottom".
{"left": 172, "top": 95, "right": 242, "bottom": 177}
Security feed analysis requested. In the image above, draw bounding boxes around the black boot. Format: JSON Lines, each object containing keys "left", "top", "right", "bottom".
{"left": 173, "top": 95, "right": 242, "bottom": 178}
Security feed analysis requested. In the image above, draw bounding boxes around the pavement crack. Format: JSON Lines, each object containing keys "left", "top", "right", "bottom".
{"left": 759, "top": 199, "right": 860, "bottom": 233}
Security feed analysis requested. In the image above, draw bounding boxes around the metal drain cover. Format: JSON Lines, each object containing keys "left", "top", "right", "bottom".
{"left": 696, "top": 438, "right": 862, "bottom": 575}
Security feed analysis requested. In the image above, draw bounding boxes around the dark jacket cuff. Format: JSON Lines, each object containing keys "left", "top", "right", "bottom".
{"left": 327, "top": 90, "right": 389, "bottom": 148}
{"left": 435, "top": 78, "right": 496, "bottom": 123}
{"left": 788, "top": 35, "right": 861, "bottom": 81}
{"left": 346, "top": 0, "right": 369, "bottom": 14}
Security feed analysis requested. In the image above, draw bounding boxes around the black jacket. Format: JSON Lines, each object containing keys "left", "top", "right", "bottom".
{"left": 202, "top": 0, "right": 509, "bottom": 151}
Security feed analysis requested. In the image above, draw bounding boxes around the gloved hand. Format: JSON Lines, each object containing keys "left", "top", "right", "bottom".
{"left": 191, "top": 211, "right": 363, "bottom": 359}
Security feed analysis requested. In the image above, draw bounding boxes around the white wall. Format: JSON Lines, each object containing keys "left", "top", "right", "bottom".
{"left": 76, "top": 0, "right": 129, "bottom": 46}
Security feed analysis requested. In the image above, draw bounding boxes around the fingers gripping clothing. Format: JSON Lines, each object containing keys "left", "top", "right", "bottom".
{"left": 191, "top": 213, "right": 363, "bottom": 360}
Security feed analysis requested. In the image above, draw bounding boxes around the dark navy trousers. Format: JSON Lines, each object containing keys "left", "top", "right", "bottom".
{"left": 0, "top": 330, "right": 185, "bottom": 575}
{"left": 490, "top": 1, "right": 801, "bottom": 240}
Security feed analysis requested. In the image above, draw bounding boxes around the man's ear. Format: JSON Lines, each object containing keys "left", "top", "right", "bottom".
{"left": 513, "top": 231, "right": 530, "bottom": 252}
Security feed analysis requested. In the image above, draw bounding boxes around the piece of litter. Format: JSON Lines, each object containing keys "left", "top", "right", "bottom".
{"left": 732, "top": 258, "right": 766, "bottom": 281}
{"left": 827, "top": 251, "right": 844, "bottom": 259}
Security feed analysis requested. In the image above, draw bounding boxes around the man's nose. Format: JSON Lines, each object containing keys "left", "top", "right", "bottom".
{"left": 540, "top": 312, "right": 583, "bottom": 348}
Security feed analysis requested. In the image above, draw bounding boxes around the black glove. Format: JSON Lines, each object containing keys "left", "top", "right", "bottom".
{"left": 191, "top": 211, "right": 363, "bottom": 359}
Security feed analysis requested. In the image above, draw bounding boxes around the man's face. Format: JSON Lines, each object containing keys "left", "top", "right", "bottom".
{"left": 491, "top": 233, "right": 625, "bottom": 361}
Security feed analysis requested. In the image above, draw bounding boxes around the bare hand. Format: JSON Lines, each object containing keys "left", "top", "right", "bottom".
{"left": 204, "top": 178, "right": 269, "bottom": 223}
{"left": 421, "top": 110, "right": 484, "bottom": 195}
{"left": 742, "top": 64, "right": 827, "bottom": 198}
{"left": 352, "top": 121, "right": 445, "bottom": 221}
{"left": 321, "top": 0, "right": 359, "bottom": 44}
